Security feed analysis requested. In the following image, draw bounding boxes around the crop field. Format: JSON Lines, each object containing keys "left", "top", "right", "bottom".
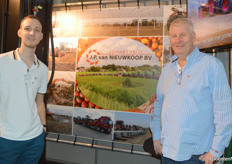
{"left": 80, "top": 25, "right": 163, "bottom": 37}
{"left": 76, "top": 75, "right": 158, "bottom": 111}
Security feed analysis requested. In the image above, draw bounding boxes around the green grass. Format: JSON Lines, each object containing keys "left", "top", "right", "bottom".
{"left": 76, "top": 75, "right": 158, "bottom": 111}
{"left": 76, "top": 71, "right": 134, "bottom": 75}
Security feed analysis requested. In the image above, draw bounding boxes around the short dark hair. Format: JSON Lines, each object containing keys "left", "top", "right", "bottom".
{"left": 20, "top": 15, "right": 42, "bottom": 29}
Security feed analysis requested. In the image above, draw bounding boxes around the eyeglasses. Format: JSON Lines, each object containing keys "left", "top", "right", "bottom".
{"left": 177, "top": 68, "right": 182, "bottom": 85}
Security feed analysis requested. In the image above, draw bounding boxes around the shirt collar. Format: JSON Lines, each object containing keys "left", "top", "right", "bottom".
{"left": 186, "top": 46, "right": 198, "bottom": 62}
{"left": 171, "top": 46, "right": 199, "bottom": 63}
{"left": 13, "top": 48, "right": 40, "bottom": 68}
{"left": 171, "top": 54, "right": 178, "bottom": 63}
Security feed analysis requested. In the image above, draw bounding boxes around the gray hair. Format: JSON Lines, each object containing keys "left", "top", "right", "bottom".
{"left": 170, "top": 18, "right": 194, "bottom": 32}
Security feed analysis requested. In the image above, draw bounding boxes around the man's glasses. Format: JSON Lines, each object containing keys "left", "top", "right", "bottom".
{"left": 177, "top": 68, "right": 182, "bottom": 85}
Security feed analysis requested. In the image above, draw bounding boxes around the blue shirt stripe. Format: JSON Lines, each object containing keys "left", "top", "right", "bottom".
{"left": 150, "top": 47, "right": 232, "bottom": 161}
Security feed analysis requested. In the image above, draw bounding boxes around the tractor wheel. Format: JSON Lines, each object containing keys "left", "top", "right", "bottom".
{"left": 208, "top": 0, "right": 215, "bottom": 16}
{"left": 100, "top": 128, "right": 105, "bottom": 133}
{"left": 221, "top": 0, "right": 232, "bottom": 14}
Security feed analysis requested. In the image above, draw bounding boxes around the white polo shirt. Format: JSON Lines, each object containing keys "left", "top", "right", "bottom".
{"left": 0, "top": 49, "right": 48, "bottom": 140}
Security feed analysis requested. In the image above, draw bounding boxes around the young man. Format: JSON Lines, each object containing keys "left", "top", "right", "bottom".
{"left": 150, "top": 18, "right": 232, "bottom": 164}
{"left": 0, "top": 15, "right": 48, "bottom": 163}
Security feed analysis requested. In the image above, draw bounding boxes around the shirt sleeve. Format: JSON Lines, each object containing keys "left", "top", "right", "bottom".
{"left": 150, "top": 72, "right": 164, "bottom": 140}
{"left": 210, "top": 60, "right": 232, "bottom": 157}
{"left": 38, "top": 65, "right": 48, "bottom": 94}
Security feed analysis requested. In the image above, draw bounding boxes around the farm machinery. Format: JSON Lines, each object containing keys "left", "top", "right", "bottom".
{"left": 198, "top": 0, "right": 232, "bottom": 18}
{"left": 74, "top": 116, "right": 113, "bottom": 134}
{"left": 114, "top": 120, "right": 131, "bottom": 131}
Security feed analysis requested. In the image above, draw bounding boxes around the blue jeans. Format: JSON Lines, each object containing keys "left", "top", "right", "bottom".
{"left": 0, "top": 130, "right": 45, "bottom": 164}
{"left": 162, "top": 154, "right": 205, "bottom": 164}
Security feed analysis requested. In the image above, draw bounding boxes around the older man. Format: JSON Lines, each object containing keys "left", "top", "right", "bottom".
{"left": 150, "top": 18, "right": 232, "bottom": 164}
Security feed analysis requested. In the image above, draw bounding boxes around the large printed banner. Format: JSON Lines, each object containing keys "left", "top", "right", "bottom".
{"left": 76, "top": 37, "right": 161, "bottom": 113}
{"left": 47, "top": 5, "right": 185, "bottom": 144}
{"left": 52, "top": 6, "right": 163, "bottom": 37}
{"left": 188, "top": 0, "right": 232, "bottom": 49}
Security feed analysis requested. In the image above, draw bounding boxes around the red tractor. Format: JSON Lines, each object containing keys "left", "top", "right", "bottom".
{"left": 89, "top": 116, "right": 113, "bottom": 134}
{"left": 114, "top": 120, "right": 125, "bottom": 131}
{"left": 199, "top": 0, "right": 232, "bottom": 18}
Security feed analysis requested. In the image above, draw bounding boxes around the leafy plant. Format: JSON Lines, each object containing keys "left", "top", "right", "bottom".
{"left": 122, "top": 78, "right": 132, "bottom": 87}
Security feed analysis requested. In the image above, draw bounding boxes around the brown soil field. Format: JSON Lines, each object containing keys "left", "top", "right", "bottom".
{"left": 81, "top": 25, "right": 163, "bottom": 37}
{"left": 47, "top": 82, "right": 74, "bottom": 106}
{"left": 48, "top": 52, "right": 76, "bottom": 71}
{"left": 47, "top": 114, "right": 72, "bottom": 135}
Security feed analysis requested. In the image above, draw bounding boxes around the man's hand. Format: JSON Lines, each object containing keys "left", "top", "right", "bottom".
{"left": 199, "top": 152, "right": 216, "bottom": 164}
{"left": 43, "top": 127, "right": 47, "bottom": 132}
{"left": 153, "top": 140, "right": 162, "bottom": 155}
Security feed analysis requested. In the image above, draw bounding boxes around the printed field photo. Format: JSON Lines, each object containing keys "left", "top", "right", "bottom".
{"left": 48, "top": 37, "right": 77, "bottom": 71}
{"left": 75, "top": 73, "right": 158, "bottom": 111}
{"left": 80, "top": 6, "right": 163, "bottom": 37}
{"left": 75, "top": 37, "right": 161, "bottom": 113}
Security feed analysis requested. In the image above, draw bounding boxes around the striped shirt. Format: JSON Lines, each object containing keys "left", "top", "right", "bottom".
{"left": 150, "top": 47, "right": 232, "bottom": 161}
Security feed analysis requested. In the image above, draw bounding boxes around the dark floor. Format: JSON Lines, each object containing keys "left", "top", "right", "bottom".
{"left": 38, "top": 160, "right": 64, "bottom": 164}
{"left": 39, "top": 158, "right": 64, "bottom": 164}
{"left": 39, "top": 151, "right": 65, "bottom": 164}
{"left": 45, "top": 161, "right": 64, "bottom": 164}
